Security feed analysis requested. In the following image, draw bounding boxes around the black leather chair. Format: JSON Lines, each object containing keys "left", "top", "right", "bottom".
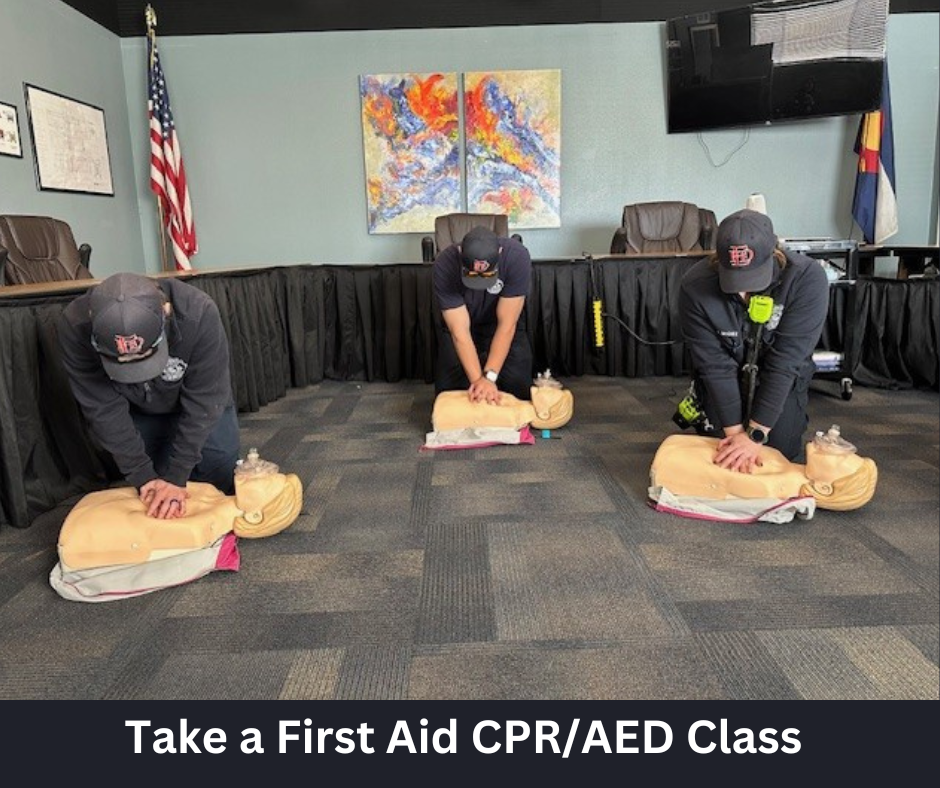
{"left": 421, "top": 212, "right": 522, "bottom": 262}
{"left": 0, "top": 214, "right": 92, "bottom": 285}
{"left": 610, "top": 201, "right": 717, "bottom": 255}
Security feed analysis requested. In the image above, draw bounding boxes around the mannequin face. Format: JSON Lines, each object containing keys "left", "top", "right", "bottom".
{"left": 529, "top": 387, "right": 574, "bottom": 430}
{"left": 234, "top": 472, "right": 303, "bottom": 538}
{"left": 800, "top": 443, "right": 877, "bottom": 511}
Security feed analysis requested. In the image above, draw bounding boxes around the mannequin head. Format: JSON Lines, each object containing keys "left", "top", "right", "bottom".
{"left": 234, "top": 471, "right": 304, "bottom": 538}
{"left": 799, "top": 441, "right": 878, "bottom": 510}
{"left": 529, "top": 386, "right": 574, "bottom": 430}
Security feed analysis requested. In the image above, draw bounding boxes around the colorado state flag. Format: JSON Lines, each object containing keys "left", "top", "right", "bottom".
{"left": 852, "top": 62, "right": 898, "bottom": 245}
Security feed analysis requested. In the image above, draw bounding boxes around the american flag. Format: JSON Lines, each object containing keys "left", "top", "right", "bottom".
{"left": 148, "top": 32, "right": 197, "bottom": 270}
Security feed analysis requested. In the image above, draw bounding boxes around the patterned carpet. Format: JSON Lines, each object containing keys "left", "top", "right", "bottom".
{"left": 0, "top": 375, "right": 937, "bottom": 700}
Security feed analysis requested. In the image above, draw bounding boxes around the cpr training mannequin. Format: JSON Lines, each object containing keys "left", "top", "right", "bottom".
{"left": 424, "top": 370, "right": 574, "bottom": 449}
{"left": 50, "top": 449, "right": 302, "bottom": 601}
{"left": 648, "top": 425, "right": 877, "bottom": 523}
{"left": 426, "top": 371, "right": 574, "bottom": 448}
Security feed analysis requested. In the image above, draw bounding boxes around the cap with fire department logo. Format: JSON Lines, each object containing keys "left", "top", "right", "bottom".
{"left": 460, "top": 226, "right": 502, "bottom": 291}
{"left": 89, "top": 273, "right": 169, "bottom": 384}
{"left": 716, "top": 209, "right": 777, "bottom": 294}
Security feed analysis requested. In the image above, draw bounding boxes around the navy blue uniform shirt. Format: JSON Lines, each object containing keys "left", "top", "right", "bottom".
{"left": 679, "top": 250, "right": 829, "bottom": 431}
{"left": 57, "top": 278, "right": 234, "bottom": 489}
{"left": 432, "top": 235, "right": 532, "bottom": 328}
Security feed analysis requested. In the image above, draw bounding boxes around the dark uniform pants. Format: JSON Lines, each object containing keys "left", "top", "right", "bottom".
{"left": 435, "top": 325, "right": 534, "bottom": 402}
{"left": 130, "top": 404, "right": 240, "bottom": 494}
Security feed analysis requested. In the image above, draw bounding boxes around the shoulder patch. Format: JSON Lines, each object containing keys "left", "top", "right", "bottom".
{"left": 161, "top": 357, "right": 188, "bottom": 382}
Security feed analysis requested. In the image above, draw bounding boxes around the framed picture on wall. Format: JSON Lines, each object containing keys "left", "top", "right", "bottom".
{"left": 23, "top": 83, "right": 114, "bottom": 196}
{"left": 359, "top": 72, "right": 461, "bottom": 234}
{"left": 464, "top": 69, "right": 561, "bottom": 229}
{"left": 0, "top": 100, "right": 23, "bottom": 158}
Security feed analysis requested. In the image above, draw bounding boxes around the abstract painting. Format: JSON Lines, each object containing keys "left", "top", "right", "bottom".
{"left": 360, "top": 73, "right": 460, "bottom": 234}
{"left": 464, "top": 69, "right": 561, "bottom": 229}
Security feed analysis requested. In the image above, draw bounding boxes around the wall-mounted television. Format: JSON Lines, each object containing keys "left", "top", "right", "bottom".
{"left": 665, "top": 0, "right": 888, "bottom": 133}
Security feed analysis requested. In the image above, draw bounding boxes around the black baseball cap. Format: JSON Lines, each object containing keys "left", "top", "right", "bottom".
{"left": 89, "top": 273, "right": 168, "bottom": 384}
{"left": 716, "top": 209, "right": 777, "bottom": 294}
{"left": 460, "top": 226, "right": 501, "bottom": 291}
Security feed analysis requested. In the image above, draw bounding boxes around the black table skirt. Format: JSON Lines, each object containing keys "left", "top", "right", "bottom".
{"left": 1, "top": 260, "right": 937, "bottom": 529}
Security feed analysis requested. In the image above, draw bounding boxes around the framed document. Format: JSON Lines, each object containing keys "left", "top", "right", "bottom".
{"left": 0, "top": 101, "right": 23, "bottom": 158}
{"left": 23, "top": 83, "right": 114, "bottom": 196}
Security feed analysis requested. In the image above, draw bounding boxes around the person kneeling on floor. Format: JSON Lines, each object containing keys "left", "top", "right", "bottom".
{"left": 57, "top": 272, "right": 240, "bottom": 519}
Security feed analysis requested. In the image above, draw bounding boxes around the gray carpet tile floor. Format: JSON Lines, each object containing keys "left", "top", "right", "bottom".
{"left": 1, "top": 375, "right": 937, "bottom": 700}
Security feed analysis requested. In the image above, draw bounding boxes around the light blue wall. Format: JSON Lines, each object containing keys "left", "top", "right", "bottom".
{"left": 2, "top": 1, "right": 937, "bottom": 275}
{"left": 0, "top": 0, "right": 144, "bottom": 278}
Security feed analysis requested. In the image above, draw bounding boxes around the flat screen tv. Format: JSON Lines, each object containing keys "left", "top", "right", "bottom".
{"left": 665, "top": 0, "right": 888, "bottom": 133}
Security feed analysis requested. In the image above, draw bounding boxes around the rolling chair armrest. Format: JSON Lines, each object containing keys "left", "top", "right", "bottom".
{"left": 79, "top": 243, "right": 92, "bottom": 272}
{"left": 421, "top": 236, "right": 435, "bottom": 263}
{"left": 610, "top": 227, "right": 628, "bottom": 255}
{"left": 698, "top": 209, "right": 717, "bottom": 250}
{"left": 0, "top": 247, "right": 8, "bottom": 285}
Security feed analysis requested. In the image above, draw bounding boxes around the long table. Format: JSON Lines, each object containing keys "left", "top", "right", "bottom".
{"left": 1, "top": 257, "right": 937, "bottom": 529}
{"left": 858, "top": 244, "right": 940, "bottom": 278}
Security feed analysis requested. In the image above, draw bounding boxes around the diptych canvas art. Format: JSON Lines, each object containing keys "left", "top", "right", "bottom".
{"left": 464, "top": 69, "right": 561, "bottom": 229}
{"left": 360, "top": 69, "right": 562, "bottom": 234}
{"left": 360, "top": 73, "right": 461, "bottom": 234}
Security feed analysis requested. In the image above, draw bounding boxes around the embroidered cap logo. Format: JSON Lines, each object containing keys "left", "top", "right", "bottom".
{"left": 114, "top": 333, "right": 145, "bottom": 355}
{"left": 728, "top": 244, "right": 755, "bottom": 267}
{"left": 466, "top": 259, "right": 497, "bottom": 277}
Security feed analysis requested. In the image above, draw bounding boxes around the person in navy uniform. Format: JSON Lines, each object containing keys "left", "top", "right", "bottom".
{"left": 679, "top": 209, "right": 829, "bottom": 471}
{"left": 57, "top": 273, "right": 239, "bottom": 519}
{"left": 432, "top": 226, "right": 533, "bottom": 404}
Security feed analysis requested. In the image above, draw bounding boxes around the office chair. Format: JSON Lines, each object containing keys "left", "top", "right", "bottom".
{"left": 421, "top": 212, "right": 522, "bottom": 262}
{"left": 0, "top": 214, "right": 92, "bottom": 285}
{"left": 610, "top": 201, "right": 717, "bottom": 255}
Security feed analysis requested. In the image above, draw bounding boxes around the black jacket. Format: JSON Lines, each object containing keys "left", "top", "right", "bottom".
{"left": 678, "top": 250, "right": 829, "bottom": 431}
{"left": 57, "top": 278, "right": 234, "bottom": 489}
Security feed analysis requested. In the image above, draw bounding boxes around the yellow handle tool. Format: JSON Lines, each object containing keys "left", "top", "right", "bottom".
{"left": 593, "top": 299, "right": 605, "bottom": 348}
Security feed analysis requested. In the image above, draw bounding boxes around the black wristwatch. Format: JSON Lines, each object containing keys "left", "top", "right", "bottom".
{"left": 746, "top": 425, "right": 769, "bottom": 445}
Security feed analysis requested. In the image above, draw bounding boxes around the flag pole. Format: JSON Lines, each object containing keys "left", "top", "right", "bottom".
{"left": 146, "top": 4, "right": 170, "bottom": 273}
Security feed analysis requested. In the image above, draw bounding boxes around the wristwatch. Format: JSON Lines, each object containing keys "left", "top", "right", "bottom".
{"left": 746, "top": 425, "right": 769, "bottom": 445}
{"left": 484, "top": 369, "right": 499, "bottom": 383}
